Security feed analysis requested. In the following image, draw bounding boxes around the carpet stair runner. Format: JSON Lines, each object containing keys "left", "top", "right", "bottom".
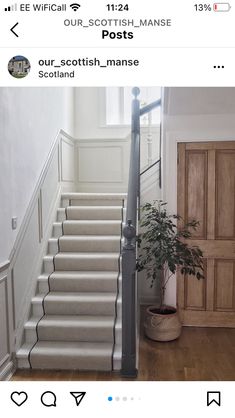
{"left": 16, "top": 193, "right": 126, "bottom": 371}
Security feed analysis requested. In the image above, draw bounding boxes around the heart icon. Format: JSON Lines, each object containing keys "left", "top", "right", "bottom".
{"left": 11, "top": 391, "right": 28, "bottom": 406}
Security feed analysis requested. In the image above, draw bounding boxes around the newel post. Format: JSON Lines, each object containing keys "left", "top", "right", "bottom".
{"left": 121, "top": 220, "right": 138, "bottom": 377}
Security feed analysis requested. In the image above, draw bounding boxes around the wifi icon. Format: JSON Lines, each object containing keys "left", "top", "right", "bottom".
{"left": 70, "top": 3, "right": 81, "bottom": 11}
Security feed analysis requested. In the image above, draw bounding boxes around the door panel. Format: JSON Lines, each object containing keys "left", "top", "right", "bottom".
{"left": 186, "top": 151, "right": 207, "bottom": 239}
{"left": 177, "top": 141, "right": 235, "bottom": 327}
{"left": 184, "top": 270, "right": 206, "bottom": 310}
{"left": 216, "top": 151, "right": 235, "bottom": 239}
{"left": 214, "top": 260, "right": 234, "bottom": 311}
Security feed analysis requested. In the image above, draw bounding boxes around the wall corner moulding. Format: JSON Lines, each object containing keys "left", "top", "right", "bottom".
{"left": 0, "top": 261, "right": 10, "bottom": 273}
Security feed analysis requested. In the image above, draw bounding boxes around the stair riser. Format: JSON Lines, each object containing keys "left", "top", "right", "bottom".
{"left": 115, "top": 328, "right": 122, "bottom": 345}
{"left": 17, "top": 358, "right": 30, "bottom": 369}
{"left": 58, "top": 207, "right": 126, "bottom": 222}
{"left": 58, "top": 239, "right": 120, "bottom": 253}
{"left": 48, "top": 238, "right": 122, "bottom": 255}
{"left": 30, "top": 355, "right": 112, "bottom": 371}
{"left": 49, "top": 278, "right": 117, "bottom": 293}
{"left": 53, "top": 223, "right": 63, "bottom": 238}
{"left": 32, "top": 302, "right": 44, "bottom": 317}
{"left": 43, "top": 301, "right": 116, "bottom": 316}
{"left": 25, "top": 319, "right": 121, "bottom": 345}
{"left": 18, "top": 340, "right": 121, "bottom": 370}
{"left": 61, "top": 197, "right": 125, "bottom": 207}
{"left": 48, "top": 240, "right": 58, "bottom": 255}
{"left": 39, "top": 273, "right": 120, "bottom": 293}
{"left": 32, "top": 297, "right": 121, "bottom": 318}
{"left": 43, "top": 257, "right": 54, "bottom": 274}
{"left": 57, "top": 208, "right": 66, "bottom": 222}
{"left": 38, "top": 279, "right": 49, "bottom": 294}
{"left": 63, "top": 223, "right": 122, "bottom": 236}
{"left": 25, "top": 328, "right": 38, "bottom": 344}
{"left": 116, "top": 297, "right": 122, "bottom": 318}
{"left": 70, "top": 199, "right": 124, "bottom": 207}
{"left": 37, "top": 325, "right": 114, "bottom": 342}
{"left": 66, "top": 207, "right": 123, "bottom": 221}
{"left": 54, "top": 257, "right": 119, "bottom": 271}
{"left": 113, "top": 345, "right": 122, "bottom": 371}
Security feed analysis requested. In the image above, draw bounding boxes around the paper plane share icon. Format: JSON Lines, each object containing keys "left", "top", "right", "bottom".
{"left": 70, "top": 392, "right": 86, "bottom": 406}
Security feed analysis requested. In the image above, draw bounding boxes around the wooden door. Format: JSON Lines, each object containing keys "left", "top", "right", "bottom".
{"left": 177, "top": 141, "right": 235, "bottom": 327}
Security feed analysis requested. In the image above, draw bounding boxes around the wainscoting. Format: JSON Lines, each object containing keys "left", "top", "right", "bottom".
{"left": 0, "top": 131, "right": 76, "bottom": 380}
{"left": 75, "top": 138, "right": 130, "bottom": 193}
{"left": 0, "top": 261, "right": 14, "bottom": 380}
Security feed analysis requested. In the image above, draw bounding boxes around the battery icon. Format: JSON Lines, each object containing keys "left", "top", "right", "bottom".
{"left": 213, "top": 3, "right": 231, "bottom": 11}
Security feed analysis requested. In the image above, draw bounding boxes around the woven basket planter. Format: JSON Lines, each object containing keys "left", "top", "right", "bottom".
{"left": 144, "top": 305, "right": 182, "bottom": 342}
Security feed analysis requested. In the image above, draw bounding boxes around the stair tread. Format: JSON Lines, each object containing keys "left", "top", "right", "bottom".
{"left": 32, "top": 340, "right": 113, "bottom": 350}
{"left": 40, "top": 271, "right": 119, "bottom": 279}
{"left": 45, "top": 292, "right": 117, "bottom": 299}
{"left": 65, "top": 206, "right": 123, "bottom": 220}
{"left": 38, "top": 314, "right": 115, "bottom": 325}
{"left": 61, "top": 192, "right": 127, "bottom": 199}
{"left": 55, "top": 252, "right": 120, "bottom": 257}
{"left": 66, "top": 205, "right": 123, "bottom": 209}
{"left": 58, "top": 235, "right": 121, "bottom": 240}
{"left": 63, "top": 220, "right": 122, "bottom": 224}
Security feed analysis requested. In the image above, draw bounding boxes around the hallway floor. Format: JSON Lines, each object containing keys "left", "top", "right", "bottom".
{"left": 12, "top": 324, "right": 235, "bottom": 381}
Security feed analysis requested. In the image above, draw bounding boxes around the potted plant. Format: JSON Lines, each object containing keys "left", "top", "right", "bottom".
{"left": 137, "top": 200, "right": 204, "bottom": 342}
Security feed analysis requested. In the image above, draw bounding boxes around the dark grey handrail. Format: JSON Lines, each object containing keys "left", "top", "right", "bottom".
{"left": 121, "top": 88, "right": 161, "bottom": 377}
{"left": 140, "top": 158, "right": 160, "bottom": 176}
{"left": 140, "top": 98, "right": 161, "bottom": 116}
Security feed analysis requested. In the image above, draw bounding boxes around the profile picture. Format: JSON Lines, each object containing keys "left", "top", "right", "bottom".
{"left": 8, "top": 55, "right": 31, "bottom": 78}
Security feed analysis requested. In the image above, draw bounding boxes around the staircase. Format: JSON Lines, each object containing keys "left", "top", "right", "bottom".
{"left": 17, "top": 192, "right": 126, "bottom": 371}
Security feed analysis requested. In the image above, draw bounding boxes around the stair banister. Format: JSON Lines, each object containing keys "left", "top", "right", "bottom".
{"left": 121, "top": 88, "right": 162, "bottom": 376}
{"left": 140, "top": 98, "right": 161, "bottom": 116}
{"left": 121, "top": 87, "right": 140, "bottom": 377}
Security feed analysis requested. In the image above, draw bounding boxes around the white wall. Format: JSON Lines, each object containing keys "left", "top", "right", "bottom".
{"left": 74, "top": 87, "right": 130, "bottom": 140}
{"left": 0, "top": 87, "right": 74, "bottom": 263}
{"left": 74, "top": 87, "right": 160, "bottom": 193}
{"left": 163, "top": 87, "right": 235, "bottom": 306}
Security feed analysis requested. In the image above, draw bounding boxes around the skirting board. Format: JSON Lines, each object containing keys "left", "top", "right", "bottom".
{"left": 0, "top": 360, "right": 15, "bottom": 381}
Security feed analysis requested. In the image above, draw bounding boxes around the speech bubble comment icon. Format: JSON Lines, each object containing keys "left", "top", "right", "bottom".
{"left": 70, "top": 392, "right": 86, "bottom": 406}
{"left": 41, "top": 391, "right": 57, "bottom": 407}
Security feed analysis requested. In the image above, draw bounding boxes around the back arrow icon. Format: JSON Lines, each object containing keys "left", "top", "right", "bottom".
{"left": 11, "top": 22, "right": 19, "bottom": 37}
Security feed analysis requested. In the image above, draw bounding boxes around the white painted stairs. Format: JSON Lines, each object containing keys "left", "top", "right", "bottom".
{"left": 17, "top": 193, "right": 126, "bottom": 371}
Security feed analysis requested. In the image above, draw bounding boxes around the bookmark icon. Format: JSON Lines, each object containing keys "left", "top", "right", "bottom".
{"left": 207, "top": 391, "right": 221, "bottom": 407}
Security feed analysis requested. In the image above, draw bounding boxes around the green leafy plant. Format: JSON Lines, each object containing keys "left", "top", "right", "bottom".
{"left": 137, "top": 200, "right": 204, "bottom": 310}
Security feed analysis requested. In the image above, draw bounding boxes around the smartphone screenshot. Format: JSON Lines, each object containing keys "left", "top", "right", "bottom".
{"left": 0, "top": 0, "right": 234, "bottom": 416}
